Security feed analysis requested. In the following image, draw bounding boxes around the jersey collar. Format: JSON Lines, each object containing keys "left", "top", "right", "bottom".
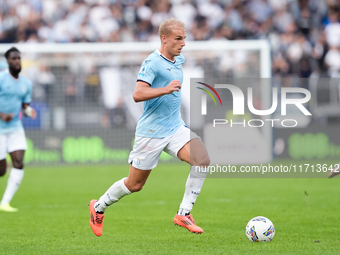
{"left": 5, "top": 69, "right": 20, "bottom": 81}
{"left": 156, "top": 50, "right": 176, "bottom": 64}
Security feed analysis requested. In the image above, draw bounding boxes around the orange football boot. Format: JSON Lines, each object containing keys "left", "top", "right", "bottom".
{"left": 89, "top": 200, "right": 105, "bottom": 236}
{"left": 173, "top": 213, "right": 203, "bottom": 234}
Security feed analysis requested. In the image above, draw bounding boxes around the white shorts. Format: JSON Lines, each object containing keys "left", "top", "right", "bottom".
{"left": 128, "top": 125, "right": 199, "bottom": 170}
{"left": 0, "top": 129, "right": 27, "bottom": 160}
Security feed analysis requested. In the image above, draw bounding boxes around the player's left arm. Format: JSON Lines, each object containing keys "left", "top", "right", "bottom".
{"left": 22, "top": 81, "right": 36, "bottom": 119}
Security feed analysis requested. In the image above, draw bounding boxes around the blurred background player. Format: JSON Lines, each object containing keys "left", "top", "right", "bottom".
{"left": 89, "top": 18, "right": 210, "bottom": 236}
{"left": 0, "top": 47, "right": 36, "bottom": 212}
{"left": 0, "top": 60, "right": 10, "bottom": 171}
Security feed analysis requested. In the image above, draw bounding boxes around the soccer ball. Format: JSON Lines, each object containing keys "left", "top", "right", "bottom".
{"left": 245, "top": 216, "right": 275, "bottom": 242}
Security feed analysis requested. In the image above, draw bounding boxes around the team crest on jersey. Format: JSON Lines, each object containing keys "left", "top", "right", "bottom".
{"left": 135, "top": 158, "right": 142, "bottom": 165}
{"left": 139, "top": 66, "right": 146, "bottom": 76}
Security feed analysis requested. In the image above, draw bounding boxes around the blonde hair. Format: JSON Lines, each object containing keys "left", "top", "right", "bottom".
{"left": 158, "top": 18, "right": 185, "bottom": 38}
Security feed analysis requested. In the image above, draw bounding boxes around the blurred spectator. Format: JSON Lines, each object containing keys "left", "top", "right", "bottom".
{"left": 150, "top": 0, "right": 172, "bottom": 28}
{"left": 54, "top": 14, "right": 73, "bottom": 42}
{"left": 0, "top": 0, "right": 339, "bottom": 78}
{"left": 273, "top": 7, "right": 294, "bottom": 33}
{"left": 248, "top": 0, "right": 272, "bottom": 24}
{"left": 108, "top": 97, "right": 126, "bottom": 128}
{"left": 170, "top": 0, "right": 196, "bottom": 31}
{"left": 192, "top": 15, "right": 210, "bottom": 41}
{"left": 36, "top": 65, "right": 56, "bottom": 101}
{"left": 64, "top": 73, "right": 78, "bottom": 105}
{"left": 313, "top": 31, "right": 329, "bottom": 73}
{"left": 324, "top": 46, "right": 340, "bottom": 77}
{"left": 210, "top": 25, "right": 227, "bottom": 41}
{"left": 198, "top": 0, "right": 224, "bottom": 29}
{"left": 85, "top": 66, "right": 101, "bottom": 103}
{"left": 325, "top": 10, "right": 340, "bottom": 47}
{"left": 273, "top": 53, "right": 290, "bottom": 77}
{"left": 299, "top": 57, "right": 312, "bottom": 79}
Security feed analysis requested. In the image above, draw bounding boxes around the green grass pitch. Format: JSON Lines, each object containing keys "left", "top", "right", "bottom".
{"left": 0, "top": 161, "right": 339, "bottom": 254}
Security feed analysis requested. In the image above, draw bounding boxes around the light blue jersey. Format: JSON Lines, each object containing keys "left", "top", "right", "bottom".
{"left": 0, "top": 70, "right": 32, "bottom": 134}
{"left": 136, "top": 50, "right": 185, "bottom": 138}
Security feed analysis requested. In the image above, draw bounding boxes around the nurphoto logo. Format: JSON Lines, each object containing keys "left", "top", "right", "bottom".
{"left": 196, "top": 82, "right": 312, "bottom": 128}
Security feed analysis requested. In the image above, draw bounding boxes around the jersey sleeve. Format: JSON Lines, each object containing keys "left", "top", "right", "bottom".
{"left": 22, "top": 80, "right": 32, "bottom": 103}
{"left": 137, "top": 60, "right": 157, "bottom": 86}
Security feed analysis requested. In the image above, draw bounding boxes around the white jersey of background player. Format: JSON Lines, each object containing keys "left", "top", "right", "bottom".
{"left": 89, "top": 18, "right": 210, "bottom": 236}
{"left": 0, "top": 47, "right": 36, "bottom": 212}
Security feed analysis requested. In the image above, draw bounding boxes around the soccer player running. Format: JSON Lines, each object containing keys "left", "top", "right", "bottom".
{"left": 89, "top": 18, "right": 210, "bottom": 236}
{"left": 0, "top": 47, "right": 36, "bottom": 212}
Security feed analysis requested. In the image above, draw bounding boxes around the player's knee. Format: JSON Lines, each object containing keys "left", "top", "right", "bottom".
{"left": 128, "top": 183, "right": 144, "bottom": 193}
{"left": 196, "top": 154, "right": 210, "bottom": 167}
{"left": 203, "top": 155, "right": 210, "bottom": 166}
{"left": 12, "top": 160, "right": 24, "bottom": 170}
{"left": 0, "top": 163, "right": 6, "bottom": 176}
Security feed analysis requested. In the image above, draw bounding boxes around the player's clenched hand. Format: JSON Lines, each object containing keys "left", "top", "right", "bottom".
{"left": 0, "top": 113, "right": 13, "bottom": 122}
{"left": 165, "top": 80, "right": 181, "bottom": 94}
{"left": 31, "top": 108, "right": 37, "bottom": 119}
{"left": 23, "top": 105, "right": 37, "bottom": 119}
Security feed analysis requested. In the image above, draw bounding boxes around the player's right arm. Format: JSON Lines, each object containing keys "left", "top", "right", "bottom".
{"left": 133, "top": 80, "right": 181, "bottom": 102}
{"left": 0, "top": 73, "right": 14, "bottom": 122}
